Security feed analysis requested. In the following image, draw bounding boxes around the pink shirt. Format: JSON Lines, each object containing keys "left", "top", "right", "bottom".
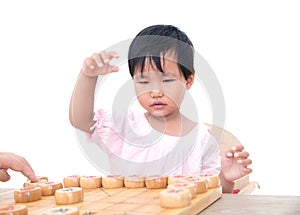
{"left": 88, "top": 108, "right": 221, "bottom": 176}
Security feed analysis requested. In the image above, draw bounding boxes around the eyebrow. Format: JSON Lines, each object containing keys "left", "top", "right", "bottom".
{"left": 134, "top": 72, "right": 176, "bottom": 80}
{"left": 133, "top": 74, "right": 148, "bottom": 79}
{"left": 162, "top": 72, "right": 176, "bottom": 78}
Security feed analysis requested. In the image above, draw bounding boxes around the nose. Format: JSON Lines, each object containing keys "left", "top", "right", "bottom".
{"left": 150, "top": 90, "right": 163, "bottom": 98}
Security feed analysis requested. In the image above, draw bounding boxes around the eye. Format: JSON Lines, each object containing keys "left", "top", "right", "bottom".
{"left": 163, "top": 79, "right": 175, "bottom": 83}
{"left": 137, "top": 81, "right": 149, "bottom": 84}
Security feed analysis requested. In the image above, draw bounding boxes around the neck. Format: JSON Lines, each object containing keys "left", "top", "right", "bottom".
{"left": 145, "top": 111, "right": 196, "bottom": 136}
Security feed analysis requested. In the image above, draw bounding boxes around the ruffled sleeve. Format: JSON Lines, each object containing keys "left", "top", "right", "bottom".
{"left": 87, "top": 108, "right": 115, "bottom": 143}
{"left": 87, "top": 109, "right": 123, "bottom": 156}
{"left": 89, "top": 109, "right": 114, "bottom": 132}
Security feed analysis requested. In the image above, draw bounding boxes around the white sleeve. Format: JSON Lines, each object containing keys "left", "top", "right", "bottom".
{"left": 201, "top": 132, "right": 221, "bottom": 174}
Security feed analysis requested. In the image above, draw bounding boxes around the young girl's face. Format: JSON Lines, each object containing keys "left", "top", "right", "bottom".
{"left": 133, "top": 56, "right": 194, "bottom": 118}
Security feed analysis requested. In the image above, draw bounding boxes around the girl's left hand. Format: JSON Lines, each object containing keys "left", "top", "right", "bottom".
{"left": 221, "top": 145, "right": 253, "bottom": 183}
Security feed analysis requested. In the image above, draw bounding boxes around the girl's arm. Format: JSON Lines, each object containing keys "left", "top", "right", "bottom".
{"left": 69, "top": 71, "right": 98, "bottom": 133}
{"left": 69, "top": 51, "right": 119, "bottom": 133}
{"left": 220, "top": 172, "right": 235, "bottom": 193}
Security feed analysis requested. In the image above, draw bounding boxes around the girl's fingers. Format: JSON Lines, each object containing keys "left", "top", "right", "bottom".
{"left": 107, "top": 51, "right": 119, "bottom": 60}
{"left": 226, "top": 152, "right": 234, "bottom": 158}
{"left": 227, "top": 145, "right": 250, "bottom": 159}
{"left": 225, "top": 145, "right": 243, "bottom": 157}
{"left": 237, "top": 158, "right": 253, "bottom": 173}
{"left": 237, "top": 158, "right": 252, "bottom": 166}
{"left": 83, "top": 57, "right": 97, "bottom": 70}
{"left": 110, "top": 65, "right": 119, "bottom": 73}
{"left": 231, "top": 145, "right": 245, "bottom": 152}
{"left": 99, "top": 50, "right": 119, "bottom": 63}
{"left": 234, "top": 151, "right": 249, "bottom": 159}
{"left": 81, "top": 51, "right": 120, "bottom": 77}
{"left": 243, "top": 167, "right": 253, "bottom": 173}
{"left": 92, "top": 53, "right": 104, "bottom": 67}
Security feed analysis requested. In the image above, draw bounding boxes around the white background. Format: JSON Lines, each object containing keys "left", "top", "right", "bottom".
{"left": 1, "top": 1, "right": 300, "bottom": 195}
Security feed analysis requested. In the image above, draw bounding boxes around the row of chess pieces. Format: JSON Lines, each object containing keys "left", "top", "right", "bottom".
{"left": 0, "top": 173, "right": 221, "bottom": 214}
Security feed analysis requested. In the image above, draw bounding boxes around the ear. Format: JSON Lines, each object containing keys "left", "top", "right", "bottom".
{"left": 186, "top": 74, "right": 195, "bottom": 89}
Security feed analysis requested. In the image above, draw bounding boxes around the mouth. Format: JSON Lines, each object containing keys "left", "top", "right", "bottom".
{"left": 150, "top": 102, "right": 166, "bottom": 109}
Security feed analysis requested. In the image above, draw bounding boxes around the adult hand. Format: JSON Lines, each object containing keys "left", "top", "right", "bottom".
{"left": 0, "top": 152, "right": 39, "bottom": 182}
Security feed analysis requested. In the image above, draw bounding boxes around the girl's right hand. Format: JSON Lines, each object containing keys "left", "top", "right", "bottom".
{"left": 81, "top": 51, "right": 119, "bottom": 77}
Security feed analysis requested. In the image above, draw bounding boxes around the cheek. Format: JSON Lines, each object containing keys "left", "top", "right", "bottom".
{"left": 134, "top": 81, "right": 149, "bottom": 97}
{"left": 134, "top": 84, "right": 148, "bottom": 100}
{"left": 163, "top": 83, "right": 186, "bottom": 104}
{"left": 136, "top": 94, "right": 148, "bottom": 107}
{"left": 165, "top": 91, "right": 185, "bottom": 106}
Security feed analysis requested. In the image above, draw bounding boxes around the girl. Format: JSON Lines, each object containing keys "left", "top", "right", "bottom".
{"left": 69, "top": 24, "right": 252, "bottom": 192}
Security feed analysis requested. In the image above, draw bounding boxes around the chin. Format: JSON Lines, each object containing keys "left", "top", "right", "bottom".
{"left": 150, "top": 111, "right": 170, "bottom": 118}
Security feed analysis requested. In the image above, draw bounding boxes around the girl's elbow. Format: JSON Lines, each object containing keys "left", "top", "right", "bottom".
{"left": 69, "top": 113, "right": 76, "bottom": 128}
{"left": 69, "top": 118, "right": 94, "bottom": 134}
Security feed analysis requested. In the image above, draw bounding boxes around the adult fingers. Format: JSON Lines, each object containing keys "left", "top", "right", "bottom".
{"left": 18, "top": 157, "right": 39, "bottom": 182}
{"left": 8, "top": 154, "right": 39, "bottom": 182}
{"left": 0, "top": 169, "right": 10, "bottom": 182}
{"left": 20, "top": 166, "right": 39, "bottom": 182}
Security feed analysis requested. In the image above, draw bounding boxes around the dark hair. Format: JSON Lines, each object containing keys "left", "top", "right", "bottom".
{"left": 128, "top": 24, "right": 195, "bottom": 80}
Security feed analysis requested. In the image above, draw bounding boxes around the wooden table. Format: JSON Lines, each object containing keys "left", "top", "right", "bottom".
{"left": 200, "top": 194, "right": 300, "bottom": 215}
{"left": 0, "top": 187, "right": 221, "bottom": 215}
{"left": 2, "top": 187, "right": 300, "bottom": 214}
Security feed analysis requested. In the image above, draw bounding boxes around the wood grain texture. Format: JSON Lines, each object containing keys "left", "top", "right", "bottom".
{"left": 0, "top": 186, "right": 221, "bottom": 215}
{"left": 200, "top": 194, "right": 300, "bottom": 215}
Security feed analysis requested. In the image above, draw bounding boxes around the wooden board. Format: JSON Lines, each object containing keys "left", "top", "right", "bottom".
{"left": 0, "top": 186, "right": 221, "bottom": 215}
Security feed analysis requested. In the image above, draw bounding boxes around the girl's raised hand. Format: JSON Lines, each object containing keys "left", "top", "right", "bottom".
{"left": 81, "top": 51, "right": 119, "bottom": 77}
{"left": 221, "top": 145, "right": 253, "bottom": 183}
